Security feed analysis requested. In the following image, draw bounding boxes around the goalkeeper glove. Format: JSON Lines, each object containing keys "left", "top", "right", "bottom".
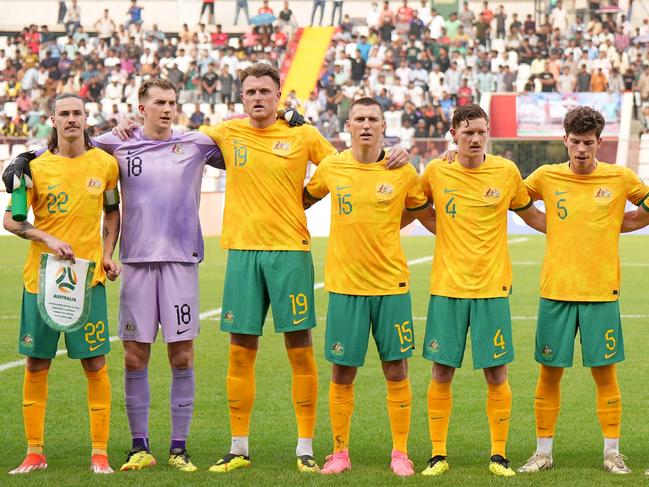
{"left": 2, "top": 150, "right": 36, "bottom": 193}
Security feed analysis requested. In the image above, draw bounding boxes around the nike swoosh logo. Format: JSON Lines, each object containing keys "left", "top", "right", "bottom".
{"left": 604, "top": 351, "right": 617, "bottom": 359}
{"left": 89, "top": 344, "right": 102, "bottom": 351}
{"left": 127, "top": 149, "right": 136, "bottom": 155}
{"left": 336, "top": 185, "right": 352, "bottom": 191}
{"left": 400, "top": 345, "right": 413, "bottom": 353}
{"left": 179, "top": 402, "right": 194, "bottom": 408}
{"left": 22, "top": 401, "right": 37, "bottom": 407}
{"left": 607, "top": 398, "right": 620, "bottom": 405}
{"left": 48, "top": 184, "right": 61, "bottom": 190}
{"left": 293, "top": 316, "right": 308, "bottom": 325}
{"left": 430, "top": 416, "right": 444, "bottom": 420}
{"left": 555, "top": 190, "right": 568, "bottom": 195}
{"left": 493, "top": 351, "right": 507, "bottom": 359}
{"left": 444, "top": 188, "right": 457, "bottom": 193}
{"left": 177, "top": 328, "right": 191, "bottom": 335}
{"left": 91, "top": 406, "right": 106, "bottom": 411}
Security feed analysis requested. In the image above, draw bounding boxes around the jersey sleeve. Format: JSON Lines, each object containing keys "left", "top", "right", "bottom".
{"left": 404, "top": 167, "right": 429, "bottom": 210}
{"left": 420, "top": 162, "right": 435, "bottom": 204}
{"left": 524, "top": 166, "right": 543, "bottom": 202}
{"left": 623, "top": 167, "right": 649, "bottom": 209}
{"left": 106, "top": 156, "right": 119, "bottom": 190}
{"left": 193, "top": 131, "right": 225, "bottom": 169}
{"left": 199, "top": 123, "right": 225, "bottom": 146}
{"left": 306, "top": 125, "right": 337, "bottom": 166}
{"left": 92, "top": 132, "right": 124, "bottom": 155}
{"left": 509, "top": 163, "right": 532, "bottom": 211}
{"left": 305, "top": 159, "right": 330, "bottom": 199}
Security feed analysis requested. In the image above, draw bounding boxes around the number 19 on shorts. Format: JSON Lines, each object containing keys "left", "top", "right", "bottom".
{"left": 290, "top": 293, "right": 309, "bottom": 325}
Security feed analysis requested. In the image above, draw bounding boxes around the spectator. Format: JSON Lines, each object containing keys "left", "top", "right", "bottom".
{"left": 550, "top": 1, "right": 568, "bottom": 35}
{"left": 590, "top": 68, "right": 608, "bottom": 92}
{"left": 235, "top": 0, "right": 250, "bottom": 25}
{"left": 188, "top": 104, "right": 205, "bottom": 129}
{"left": 218, "top": 65, "right": 234, "bottom": 103}
{"left": 32, "top": 114, "right": 52, "bottom": 138}
{"left": 199, "top": 0, "right": 215, "bottom": 25}
{"left": 278, "top": 2, "right": 297, "bottom": 36}
{"left": 457, "top": 78, "right": 473, "bottom": 105}
{"left": 57, "top": 0, "right": 67, "bottom": 25}
{"left": 258, "top": 0, "right": 274, "bottom": 15}
{"left": 304, "top": 91, "right": 321, "bottom": 123}
{"left": 539, "top": 63, "right": 557, "bottom": 92}
{"left": 458, "top": 1, "right": 476, "bottom": 36}
{"left": 608, "top": 67, "right": 624, "bottom": 92}
{"left": 64, "top": 0, "right": 81, "bottom": 35}
{"left": 367, "top": 2, "right": 381, "bottom": 30}
{"left": 331, "top": 0, "right": 344, "bottom": 27}
{"left": 557, "top": 66, "right": 576, "bottom": 93}
{"left": 95, "top": 9, "right": 117, "bottom": 46}
{"left": 480, "top": 1, "right": 494, "bottom": 25}
{"left": 576, "top": 64, "right": 591, "bottom": 92}
{"left": 125, "top": 0, "right": 144, "bottom": 30}
{"left": 311, "top": 0, "right": 326, "bottom": 26}
{"left": 640, "top": 103, "right": 649, "bottom": 136}
{"left": 495, "top": 5, "right": 507, "bottom": 39}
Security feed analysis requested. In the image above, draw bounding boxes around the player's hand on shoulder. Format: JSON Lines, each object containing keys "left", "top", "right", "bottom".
{"left": 112, "top": 118, "right": 139, "bottom": 141}
{"left": 102, "top": 257, "right": 121, "bottom": 281}
{"left": 2, "top": 150, "right": 36, "bottom": 193}
{"left": 385, "top": 145, "right": 410, "bottom": 169}
{"left": 44, "top": 235, "right": 75, "bottom": 263}
{"left": 279, "top": 108, "right": 305, "bottom": 127}
{"left": 442, "top": 149, "right": 457, "bottom": 163}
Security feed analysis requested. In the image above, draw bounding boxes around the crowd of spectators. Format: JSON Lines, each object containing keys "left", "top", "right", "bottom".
{"left": 1, "top": 0, "right": 648, "bottom": 162}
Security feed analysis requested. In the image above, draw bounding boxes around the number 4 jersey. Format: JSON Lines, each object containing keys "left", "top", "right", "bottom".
{"left": 19, "top": 148, "right": 119, "bottom": 293}
{"left": 93, "top": 128, "right": 223, "bottom": 263}
{"left": 525, "top": 161, "right": 649, "bottom": 302}
{"left": 420, "top": 154, "right": 531, "bottom": 299}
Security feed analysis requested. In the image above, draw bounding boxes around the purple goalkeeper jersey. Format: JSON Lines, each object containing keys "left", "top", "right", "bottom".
{"left": 93, "top": 128, "right": 224, "bottom": 263}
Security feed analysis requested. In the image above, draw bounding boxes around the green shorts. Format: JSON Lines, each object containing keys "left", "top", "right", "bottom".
{"left": 423, "top": 295, "right": 514, "bottom": 369}
{"left": 19, "top": 284, "right": 110, "bottom": 360}
{"left": 325, "top": 292, "right": 414, "bottom": 367}
{"left": 535, "top": 298, "right": 624, "bottom": 367}
{"left": 221, "top": 250, "right": 316, "bottom": 335}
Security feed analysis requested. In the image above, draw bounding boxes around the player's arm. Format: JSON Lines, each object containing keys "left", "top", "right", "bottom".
{"left": 621, "top": 205, "right": 649, "bottom": 232}
{"left": 302, "top": 187, "right": 322, "bottom": 209}
{"left": 303, "top": 161, "right": 329, "bottom": 208}
{"left": 3, "top": 210, "right": 75, "bottom": 261}
{"left": 401, "top": 203, "right": 436, "bottom": 233}
{"left": 516, "top": 203, "right": 546, "bottom": 233}
{"left": 102, "top": 202, "right": 121, "bottom": 280}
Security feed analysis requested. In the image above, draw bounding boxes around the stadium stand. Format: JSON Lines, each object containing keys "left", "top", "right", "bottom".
{"left": 0, "top": 0, "right": 645, "bottom": 186}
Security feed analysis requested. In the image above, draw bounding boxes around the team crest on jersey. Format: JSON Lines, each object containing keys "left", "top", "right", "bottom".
{"left": 541, "top": 345, "right": 553, "bottom": 359}
{"left": 86, "top": 177, "right": 103, "bottom": 193}
{"left": 124, "top": 321, "right": 136, "bottom": 336}
{"left": 272, "top": 140, "right": 291, "bottom": 154}
{"left": 594, "top": 187, "right": 612, "bottom": 199}
{"left": 224, "top": 310, "right": 234, "bottom": 323}
{"left": 331, "top": 342, "right": 344, "bottom": 357}
{"left": 22, "top": 334, "right": 33, "bottom": 346}
{"left": 428, "top": 339, "right": 439, "bottom": 353}
{"left": 171, "top": 143, "right": 185, "bottom": 155}
{"left": 483, "top": 188, "right": 501, "bottom": 198}
{"left": 376, "top": 183, "right": 395, "bottom": 204}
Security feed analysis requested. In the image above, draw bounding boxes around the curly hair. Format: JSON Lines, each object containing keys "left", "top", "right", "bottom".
{"left": 563, "top": 106, "right": 605, "bottom": 139}
{"left": 451, "top": 103, "right": 489, "bottom": 129}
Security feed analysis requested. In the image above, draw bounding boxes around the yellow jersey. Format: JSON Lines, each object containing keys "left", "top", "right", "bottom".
{"left": 21, "top": 149, "right": 119, "bottom": 293}
{"left": 306, "top": 150, "right": 428, "bottom": 295}
{"left": 200, "top": 119, "right": 336, "bottom": 250}
{"left": 421, "top": 154, "right": 531, "bottom": 298}
{"left": 525, "top": 161, "right": 649, "bottom": 302}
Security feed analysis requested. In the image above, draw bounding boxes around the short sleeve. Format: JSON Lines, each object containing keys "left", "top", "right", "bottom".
{"left": 623, "top": 167, "right": 649, "bottom": 209}
{"left": 92, "top": 132, "right": 124, "bottom": 155}
{"left": 509, "top": 164, "right": 532, "bottom": 211}
{"left": 524, "top": 166, "right": 543, "bottom": 202}
{"left": 306, "top": 126, "right": 337, "bottom": 166}
{"left": 193, "top": 131, "right": 225, "bottom": 169}
{"left": 199, "top": 123, "right": 225, "bottom": 146}
{"left": 420, "top": 162, "right": 435, "bottom": 203}
{"left": 305, "top": 159, "right": 330, "bottom": 199}
{"left": 404, "top": 168, "right": 429, "bottom": 210}
{"left": 106, "top": 156, "right": 119, "bottom": 190}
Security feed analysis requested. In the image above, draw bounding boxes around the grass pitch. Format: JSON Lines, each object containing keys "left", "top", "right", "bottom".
{"left": 1, "top": 235, "right": 649, "bottom": 486}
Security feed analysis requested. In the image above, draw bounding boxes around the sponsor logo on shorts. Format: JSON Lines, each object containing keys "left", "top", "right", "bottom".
{"left": 89, "top": 344, "right": 101, "bottom": 352}
{"left": 21, "top": 334, "right": 33, "bottom": 347}
{"left": 293, "top": 316, "right": 308, "bottom": 325}
{"left": 56, "top": 266, "right": 78, "bottom": 293}
{"left": 224, "top": 311, "right": 234, "bottom": 323}
{"left": 176, "top": 328, "right": 190, "bottom": 335}
{"left": 124, "top": 321, "right": 136, "bottom": 335}
{"left": 604, "top": 350, "right": 617, "bottom": 360}
{"left": 541, "top": 345, "right": 553, "bottom": 359}
{"left": 331, "top": 342, "right": 344, "bottom": 358}
{"left": 428, "top": 339, "right": 439, "bottom": 353}
{"left": 493, "top": 350, "right": 507, "bottom": 359}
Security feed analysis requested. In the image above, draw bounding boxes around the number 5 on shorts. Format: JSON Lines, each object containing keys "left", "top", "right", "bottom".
{"left": 605, "top": 329, "right": 616, "bottom": 351}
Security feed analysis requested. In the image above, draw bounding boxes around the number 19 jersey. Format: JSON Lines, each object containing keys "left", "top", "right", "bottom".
{"left": 525, "top": 161, "right": 649, "bottom": 302}
{"left": 420, "top": 155, "right": 531, "bottom": 298}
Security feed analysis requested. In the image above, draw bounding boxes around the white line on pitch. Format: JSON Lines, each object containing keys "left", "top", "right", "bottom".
{"left": 0, "top": 238, "right": 528, "bottom": 373}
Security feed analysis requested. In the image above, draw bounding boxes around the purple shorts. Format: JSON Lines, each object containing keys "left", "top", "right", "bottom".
{"left": 118, "top": 262, "right": 200, "bottom": 343}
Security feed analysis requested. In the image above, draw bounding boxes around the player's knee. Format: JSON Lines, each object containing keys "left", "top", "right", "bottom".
{"left": 25, "top": 357, "right": 52, "bottom": 373}
{"left": 284, "top": 329, "right": 312, "bottom": 348}
{"left": 382, "top": 359, "right": 408, "bottom": 382}
{"left": 170, "top": 351, "right": 193, "bottom": 369}
{"left": 484, "top": 364, "right": 508, "bottom": 384}
{"left": 81, "top": 355, "right": 106, "bottom": 372}
{"left": 432, "top": 363, "right": 455, "bottom": 382}
{"left": 332, "top": 364, "right": 357, "bottom": 384}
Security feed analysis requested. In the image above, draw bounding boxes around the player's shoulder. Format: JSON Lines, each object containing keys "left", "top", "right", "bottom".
{"left": 485, "top": 153, "right": 518, "bottom": 170}
{"left": 87, "top": 147, "right": 119, "bottom": 167}
{"left": 178, "top": 128, "right": 215, "bottom": 145}
{"left": 598, "top": 160, "right": 628, "bottom": 176}
{"left": 528, "top": 161, "right": 567, "bottom": 179}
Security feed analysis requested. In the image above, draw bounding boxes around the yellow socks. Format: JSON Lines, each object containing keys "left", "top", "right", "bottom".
{"left": 23, "top": 368, "right": 49, "bottom": 454}
{"left": 287, "top": 346, "right": 318, "bottom": 439}
{"left": 486, "top": 380, "right": 512, "bottom": 457}
{"left": 534, "top": 365, "right": 563, "bottom": 438}
{"left": 227, "top": 344, "right": 257, "bottom": 437}
{"left": 85, "top": 363, "right": 111, "bottom": 452}
{"left": 427, "top": 379, "right": 452, "bottom": 457}
{"left": 591, "top": 364, "right": 621, "bottom": 439}
{"left": 386, "top": 379, "right": 411, "bottom": 454}
{"left": 329, "top": 382, "right": 354, "bottom": 452}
